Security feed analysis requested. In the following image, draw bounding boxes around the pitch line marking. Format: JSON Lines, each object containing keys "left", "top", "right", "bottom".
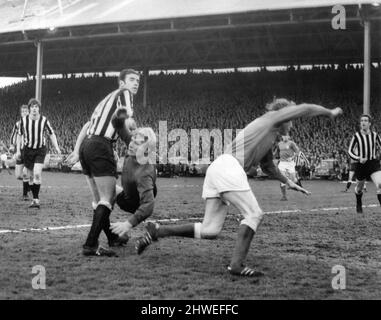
{"left": 0, "top": 204, "right": 379, "bottom": 235}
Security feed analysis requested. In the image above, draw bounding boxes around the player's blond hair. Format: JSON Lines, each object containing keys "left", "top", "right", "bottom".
{"left": 138, "top": 127, "right": 157, "bottom": 147}
{"left": 265, "top": 98, "right": 295, "bottom": 111}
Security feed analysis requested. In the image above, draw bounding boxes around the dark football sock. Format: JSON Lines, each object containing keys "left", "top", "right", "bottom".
{"left": 346, "top": 181, "right": 352, "bottom": 190}
{"left": 84, "top": 205, "right": 110, "bottom": 248}
{"left": 230, "top": 224, "right": 255, "bottom": 269}
{"left": 356, "top": 192, "right": 363, "bottom": 205}
{"left": 23, "top": 181, "right": 29, "bottom": 196}
{"left": 157, "top": 223, "right": 195, "bottom": 238}
{"left": 32, "top": 184, "right": 40, "bottom": 199}
{"left": 377, "top": 194, "right": 381, "bottom": 206}
{"left": 103, "top": 214, "right": 119, "bottom": 243}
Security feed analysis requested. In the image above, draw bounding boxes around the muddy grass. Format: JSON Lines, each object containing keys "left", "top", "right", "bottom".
{"left": 0, "top": 172, "right": 380, "bottom": 299}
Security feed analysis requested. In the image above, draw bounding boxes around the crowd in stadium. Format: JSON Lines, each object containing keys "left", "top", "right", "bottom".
{"left": 1, "top": 64, "right": 380, "bottom": 178}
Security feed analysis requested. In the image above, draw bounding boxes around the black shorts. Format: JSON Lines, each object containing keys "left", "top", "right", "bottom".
{"left": 349, "top": 162, "right": 358, "bottom": 172}
{"left": 24, "top": 147, "right": 47, "bottom": 170}
{"left": 79, "top": 135, "right": 117, "bottom": 177}
{"left": 355, "top": 160, "right": 381, "bottom": 181}
{"left": 16, "top": 149, "right": 25, "bottom": 165}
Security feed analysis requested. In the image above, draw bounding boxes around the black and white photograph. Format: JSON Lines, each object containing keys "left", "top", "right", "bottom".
{"left": 0, "top": 0, "right": 380, "bottom": 304}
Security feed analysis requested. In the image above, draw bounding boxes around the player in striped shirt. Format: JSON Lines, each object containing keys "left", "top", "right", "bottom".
{"left": 16, "top": 98, "right": 61, "bottom": 208}
{"left": 135, "top": 99, "right": 342, "bottom": 277}
{"left": 66, "top": 69, "right": 139, "bottom": 257}
{"left": 294, "top": 150, "right": 309, "bottom": 187}
{"left": 347, "top": 114, "right": 381, "bottom": 213}
{"left": 10, "top": 104, "right": 32, "bottom": 200}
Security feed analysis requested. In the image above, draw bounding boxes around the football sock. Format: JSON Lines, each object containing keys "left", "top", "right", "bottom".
{"left": 355, "top": 192, "right": 363, "bottom": 205}
{"left": 32, "top": 183, "right": 40, "bottom": 199}
{"left": 23, "top": 181, "right": 29, "bottom": 196}
{"left": 346, "top": 181, "right": 352, "bottom": 190}
{"left": 103, "top": 213, "right": 119, "bottom": 243}
{"left": 230, "top": 224, "right": 255, "bottom": 269}
{"left": 157, "top": 223, "right": 194, "bottom": 238}
{"left": 84, "top": 205, "right": 111, "bottom": 248}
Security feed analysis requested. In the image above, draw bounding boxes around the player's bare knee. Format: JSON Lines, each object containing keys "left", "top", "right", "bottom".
{"left": 194, "top": 222, "right": 220, "bottom": 239}
{"left": 34, "top": 173, "right": 42, "bottom": 184}
{"left": 241, "top": 210, "right": 264, "bottom": 232}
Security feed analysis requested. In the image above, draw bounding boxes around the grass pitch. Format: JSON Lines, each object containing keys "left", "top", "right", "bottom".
{"left": 0, "top": 172, "right": 380, "bottom": 299}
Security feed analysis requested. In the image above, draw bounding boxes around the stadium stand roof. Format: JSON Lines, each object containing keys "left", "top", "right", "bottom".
{"left": 0, "top": 0, "right": 379, "bottom": 33}
{"left": 0, "top": 0, "right": 380, "bottom": 76}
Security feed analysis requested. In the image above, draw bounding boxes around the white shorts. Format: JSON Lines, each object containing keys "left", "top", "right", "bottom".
{"left": 278, "top": 161, "right": 296, "bottom": 178}
{"left": 0, "top": 154, "right": 7, "bottom": 162}
{"left": 202, "top": 154, "right": 251, "bottom": 199}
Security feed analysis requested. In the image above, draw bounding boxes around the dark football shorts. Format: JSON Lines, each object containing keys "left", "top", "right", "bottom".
{"left": 16, "top": 148, "right": 25, "bottom": 165}
{"left": 79, "top": 135, "right": 117, "bottom": 177}
{"left": 24, "top": 146, "right": 47, "bottom": 170}
{"left": 349, "top": 162, "right": 358, "bottom": 172}
{"left": 355, "top": 160, "right": 381, "bottom": 181}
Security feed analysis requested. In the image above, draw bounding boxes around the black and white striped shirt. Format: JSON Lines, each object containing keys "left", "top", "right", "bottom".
{"left": 87, "top": 88, "right": 133, "bottom": 141}
{"left": 10, "top": 121, "right": 21, "bottom": 146}
{"left": 18, "top": 115, "right": 54, "bottom": 149}
{"left": 348, "top": 131, "right": 381, "bottom": 161}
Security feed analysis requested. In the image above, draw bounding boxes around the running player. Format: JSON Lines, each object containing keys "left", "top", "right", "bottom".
{"left": 10, "top": 104, "right": 32, "bottom": 199}
{"left": 66, "top": 69, "right": 140, "bottom": 256}
{"left": 131, "top": 99, "right": 342, "bottom": 277}
{"left": 348, "top": 114, "right": 381, "bottom": 213}
{"left": 16, "top": 99, "right": 61, "bottom": 208}
{"left": 277, "top": 135, "right": 299, "bottom": 201}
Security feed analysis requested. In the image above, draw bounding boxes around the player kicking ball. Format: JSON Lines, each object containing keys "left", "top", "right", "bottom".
{"left": 128, "top": 99, "right": 342, "bottom": 277}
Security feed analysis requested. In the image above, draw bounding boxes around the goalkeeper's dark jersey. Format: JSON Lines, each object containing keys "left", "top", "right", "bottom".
{"left": 116, "top": 155, "right": 157, "bottom": 227}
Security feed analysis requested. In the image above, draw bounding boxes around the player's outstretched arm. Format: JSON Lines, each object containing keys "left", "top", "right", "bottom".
{"left": 272, "top": 104, "right": 343, "bottom": 126}
{"left": 15, "top": 134, "right": 22, "bottom": 160}
{"left": 49, "top": 133, "right": 61, "bottom": 154}
{"left": 66, "top": 121, "right": 90, "bottom": 165}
